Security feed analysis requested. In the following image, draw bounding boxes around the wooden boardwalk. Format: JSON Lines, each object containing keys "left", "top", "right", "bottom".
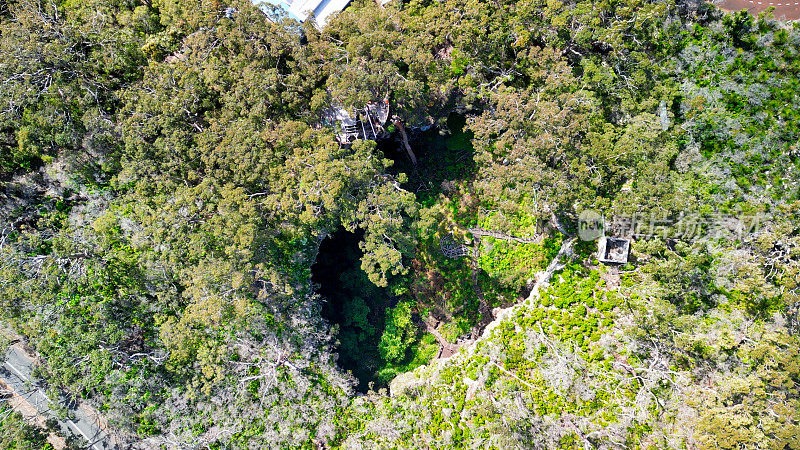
{"left": 467, "top": 227, "right": 540, "bottom": 244}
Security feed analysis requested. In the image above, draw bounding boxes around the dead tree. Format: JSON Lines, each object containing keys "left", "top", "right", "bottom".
{"left": 392, "top": 116, "right": 417, "bottom": 165}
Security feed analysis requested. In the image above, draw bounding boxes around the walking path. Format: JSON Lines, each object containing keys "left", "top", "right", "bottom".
{"left": 467, "top": 227, "right": 540, "bottom": 244}
{"left": 421, "top": 319, "right": 460, "bottom": 359}
{"left": 1, "top": 342, "right": 120, "bottom": 449}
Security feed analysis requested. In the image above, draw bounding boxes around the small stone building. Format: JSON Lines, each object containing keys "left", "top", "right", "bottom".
{"left": 597, "top": 236, "right": 630, "bottom": 264}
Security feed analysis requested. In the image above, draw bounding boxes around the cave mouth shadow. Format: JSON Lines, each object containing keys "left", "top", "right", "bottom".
{"left": 313, "top": 115, "right": 476, "bottom": 391}
{"left": 379, "top": 113, "right": 476, "bottom": 203}
{"left": 311, "top": 228, "right": 395, "bottom": 392}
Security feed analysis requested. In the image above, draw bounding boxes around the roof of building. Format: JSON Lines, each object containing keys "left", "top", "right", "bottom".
{"left": 253, "top": 0, "right": 352, "bottom": 26}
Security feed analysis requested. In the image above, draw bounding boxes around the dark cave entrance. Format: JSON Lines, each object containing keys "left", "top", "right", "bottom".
{"left": 379, "top": 113, "right": 476, "bottom": 204}
{"left": 311, "top": 228, "right": 395, "bottom": 392}
{"left": 312, "top": 114, "right": 478, "bottom": 391}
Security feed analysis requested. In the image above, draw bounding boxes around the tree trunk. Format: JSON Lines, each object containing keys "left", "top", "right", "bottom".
{"left": 393, "top": 117, "right": 417, "bottom": 165}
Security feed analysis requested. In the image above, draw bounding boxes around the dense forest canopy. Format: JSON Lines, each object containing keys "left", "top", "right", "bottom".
{"left": 0, "top": 0, "right": 798, "bottom": 448}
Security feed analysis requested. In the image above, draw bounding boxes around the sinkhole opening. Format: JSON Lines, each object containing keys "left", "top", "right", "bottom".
{"left": 311, "top": 228, "right": 396, "bottom": 392}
